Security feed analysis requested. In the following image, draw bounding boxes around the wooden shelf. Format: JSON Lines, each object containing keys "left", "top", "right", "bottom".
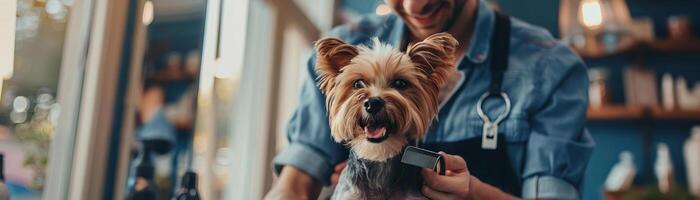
{"left": 574, "top": 37, "right": 700, "bottom": 59}
{"left": 587, "top": 105, "right": 643, "bottom": 120}
{"left": 649, "top": 107, "right": 700, "bottom": 120}
{"left": 648, "top": 38, "right": 700, "bottom": 53}
{"left": 588, "top": 105, "right": 700, "bottom": 120}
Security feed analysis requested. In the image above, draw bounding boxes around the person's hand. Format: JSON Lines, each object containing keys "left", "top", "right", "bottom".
{"left": 264, "top": 187, "right": 306, "bottom": 200}
{"left": 331, "top": 160, "right": 347, "bottom": 184}
{"left": 265, "top": 166, "right": 321, "bottom": 200}
{"left": 421, "top": 152, "right": 476, "bottom": 200}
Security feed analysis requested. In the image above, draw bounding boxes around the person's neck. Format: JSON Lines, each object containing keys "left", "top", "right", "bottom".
{"left": 409, "top": 0, "right": 479, "bottom": 56}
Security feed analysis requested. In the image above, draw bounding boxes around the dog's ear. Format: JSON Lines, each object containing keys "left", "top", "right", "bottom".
{"left": 315, "top": 37, "right": 358, "bottom": 93}
{"left": 406, "top": 33, "right": 458, "bottom": 86}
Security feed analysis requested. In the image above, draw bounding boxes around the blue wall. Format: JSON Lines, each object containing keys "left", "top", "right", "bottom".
{"left": 342, "top": 0, "right": 700, "bottom": 199}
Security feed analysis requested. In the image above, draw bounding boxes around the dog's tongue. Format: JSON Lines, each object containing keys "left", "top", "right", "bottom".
{"left": 364, "top": 127, "right": 386, "bottom": 139}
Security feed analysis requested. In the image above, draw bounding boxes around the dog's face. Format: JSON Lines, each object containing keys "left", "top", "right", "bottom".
{"left": 315, "top": 33, "right": 457, "bottom": 161}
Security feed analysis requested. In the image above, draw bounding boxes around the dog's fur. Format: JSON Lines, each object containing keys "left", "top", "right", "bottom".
{"left": 315, "top": 33, "right": 458, "bottom": 199}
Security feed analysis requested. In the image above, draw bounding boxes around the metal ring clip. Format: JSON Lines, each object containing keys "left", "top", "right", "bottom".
{"left": 476, "top": 91, "right": 511, "bottom": 125}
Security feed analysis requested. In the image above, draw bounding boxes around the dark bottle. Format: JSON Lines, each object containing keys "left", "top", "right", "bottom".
{"left": 0, "top": 154, "right": 9, "bottom": 200}
{"left": 127, "top": 147, "right": 159, "bottom": 200}
{"left": 173, "top": 171, "right": 200, "bottom": 200}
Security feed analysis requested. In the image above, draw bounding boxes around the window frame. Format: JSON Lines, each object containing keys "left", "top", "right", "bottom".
{"left": 42, "top": 0, "right": 95, "bottom": 198}
{"left": 42, "top": 0, "right": 133, "bottom": 199}
{"left": 203, "top": 0, "right": 338, "bottom": 199}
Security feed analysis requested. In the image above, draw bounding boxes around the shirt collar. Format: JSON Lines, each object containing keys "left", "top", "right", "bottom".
{"left": 465, "top": 0, "right": 495, "bottom": 64}
{"left": 389, "top": 0, "right": 495, "bottom": 64}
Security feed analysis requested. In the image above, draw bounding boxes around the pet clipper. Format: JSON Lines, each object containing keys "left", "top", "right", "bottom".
{"left": 401, "top": 146, "right": 446, "bottom": 175}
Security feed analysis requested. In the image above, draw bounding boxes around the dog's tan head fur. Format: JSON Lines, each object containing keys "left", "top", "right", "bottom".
{"left": 315, "top": 33, "right": 458, "bottom": 161}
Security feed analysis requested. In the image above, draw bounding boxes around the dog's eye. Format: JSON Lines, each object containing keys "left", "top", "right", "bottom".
{"left": 391, "top": 79, "right": 408, "bottom": 90}
{"left": 352, "top": 80, "right": 366, "bottom": 89}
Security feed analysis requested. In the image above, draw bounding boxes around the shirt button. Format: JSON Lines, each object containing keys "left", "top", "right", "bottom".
{"left": 475, "top": 53, "right": 485, "bottom": 62}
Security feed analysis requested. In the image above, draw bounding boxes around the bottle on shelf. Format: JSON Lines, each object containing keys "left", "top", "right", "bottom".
{"left": 685, "top": 126, "right": 700, "bottom": 197}
{"left": 173, "top": 171, "right": 200, "bottom": 200}
{"left": 661, "top": 73, "right": 675, "bottom": 111}
{"left": 0, "top": 154, "right": 9, "bottom": 200}
{"left": 604, "top": 151, "right": 636, "bottom": 192}
{"left": 654, "top": 143, "right": 674, "bottom": 194}
{"left": 127, "top": 146, "right": 159, "bottom": 200}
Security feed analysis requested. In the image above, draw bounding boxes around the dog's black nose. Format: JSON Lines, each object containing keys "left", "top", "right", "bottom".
{"left": 364, "top": 97, "right": 385, "bottom": 114}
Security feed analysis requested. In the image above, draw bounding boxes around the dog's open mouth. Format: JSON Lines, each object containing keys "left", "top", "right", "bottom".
{"left": 364, "top": 126, "right": 389, "bottom": 143}
{"left": 359, "top": 116, "right": 394, "bottom": 143}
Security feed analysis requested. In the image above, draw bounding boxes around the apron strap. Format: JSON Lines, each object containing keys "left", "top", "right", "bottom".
{"left": 489, "top": 12, "right": 511, "bottom": 94}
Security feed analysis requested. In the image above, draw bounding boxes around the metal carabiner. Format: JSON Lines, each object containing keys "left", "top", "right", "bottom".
{"left": 476, "top": 91, "right": 511, "bottom": 149}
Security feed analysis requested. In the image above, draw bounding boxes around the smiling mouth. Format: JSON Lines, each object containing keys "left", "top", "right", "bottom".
{"left": 409, "top": 1, "right": 446, "bottom": 25}
{"left": 364, "top": 126, "right": 389, "bottom": 143}
{"left": 359, "top": 118, "right": 394, "bottom": 143}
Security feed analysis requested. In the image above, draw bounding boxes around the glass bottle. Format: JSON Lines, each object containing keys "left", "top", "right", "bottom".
{"left": 173, "top": 171, "right": 200, "bottom": 200}
{"left": 127, "top": 147, "right": 159, "bottom": 200}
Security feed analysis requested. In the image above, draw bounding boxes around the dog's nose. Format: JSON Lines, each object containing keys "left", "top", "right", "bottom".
{"left": 364, "top": 97, "right": 385, "bottom": 114}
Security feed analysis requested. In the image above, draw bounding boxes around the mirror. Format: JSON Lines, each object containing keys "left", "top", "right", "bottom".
{"left": 122, "top": 0, "right": 207, "bottom": 199}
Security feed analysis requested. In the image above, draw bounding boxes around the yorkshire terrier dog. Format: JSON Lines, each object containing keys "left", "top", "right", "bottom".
{"left": 315, "top": 33, "right": 458, "bottom": 199}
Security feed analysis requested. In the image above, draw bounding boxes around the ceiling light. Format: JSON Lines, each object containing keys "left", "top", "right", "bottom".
{"left": 142, "top": 0, "right": 154, "bottom": 26}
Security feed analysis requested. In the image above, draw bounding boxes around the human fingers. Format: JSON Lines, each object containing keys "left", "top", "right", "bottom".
{"left": 421, "top": 185, "right": 455, "bottom": 200}
{"left": 421, "top": 168, "right": 470, "bottom": 194}
{"left": 331, "top": 173, "right": 340, "bottom": 185}
{"left": 334, "top": 160, "right": 347, "bottom": 172}
{"left": 331, "top": 160, "right": 348, "bottom": 184}
{"left": 439, "top": 152, "right": 467, "bottom": 172}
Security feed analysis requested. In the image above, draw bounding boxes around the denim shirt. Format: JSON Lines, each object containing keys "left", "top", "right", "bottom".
{"left": 273, "top": 1, "right": 595, "bottom": 198}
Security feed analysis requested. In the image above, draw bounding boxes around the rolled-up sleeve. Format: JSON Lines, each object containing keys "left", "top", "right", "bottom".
{"left": 521, "top": 44, "right": 595, "bottom": 199}
{"left": 272, "top": 54, "right": 349, "bottom": 186}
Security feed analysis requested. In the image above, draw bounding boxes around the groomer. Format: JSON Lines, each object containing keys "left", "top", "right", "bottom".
{"left": 266, "top": 0, "right": 594, "bottom": 199}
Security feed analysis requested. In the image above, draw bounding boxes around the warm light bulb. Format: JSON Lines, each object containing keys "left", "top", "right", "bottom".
{"left": 375, "top": 4, "right": 391, "bottom": 16}
{"left": 579, "top": 0, "right": 603, "bottom": 28}
{"left": 142, "top": 0, "right": 154, "bottom": 26}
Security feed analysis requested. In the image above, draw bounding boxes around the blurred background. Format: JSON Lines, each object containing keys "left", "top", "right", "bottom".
{"left": 1, "top": 0, "right": 700, "bottom": 200}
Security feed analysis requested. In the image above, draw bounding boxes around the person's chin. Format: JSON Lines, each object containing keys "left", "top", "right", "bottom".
{"left": 405, "top": 15, "right": 449, "bottom": 38}
{"left": 409, "top": 24, "right": 445, "bottom": 39}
